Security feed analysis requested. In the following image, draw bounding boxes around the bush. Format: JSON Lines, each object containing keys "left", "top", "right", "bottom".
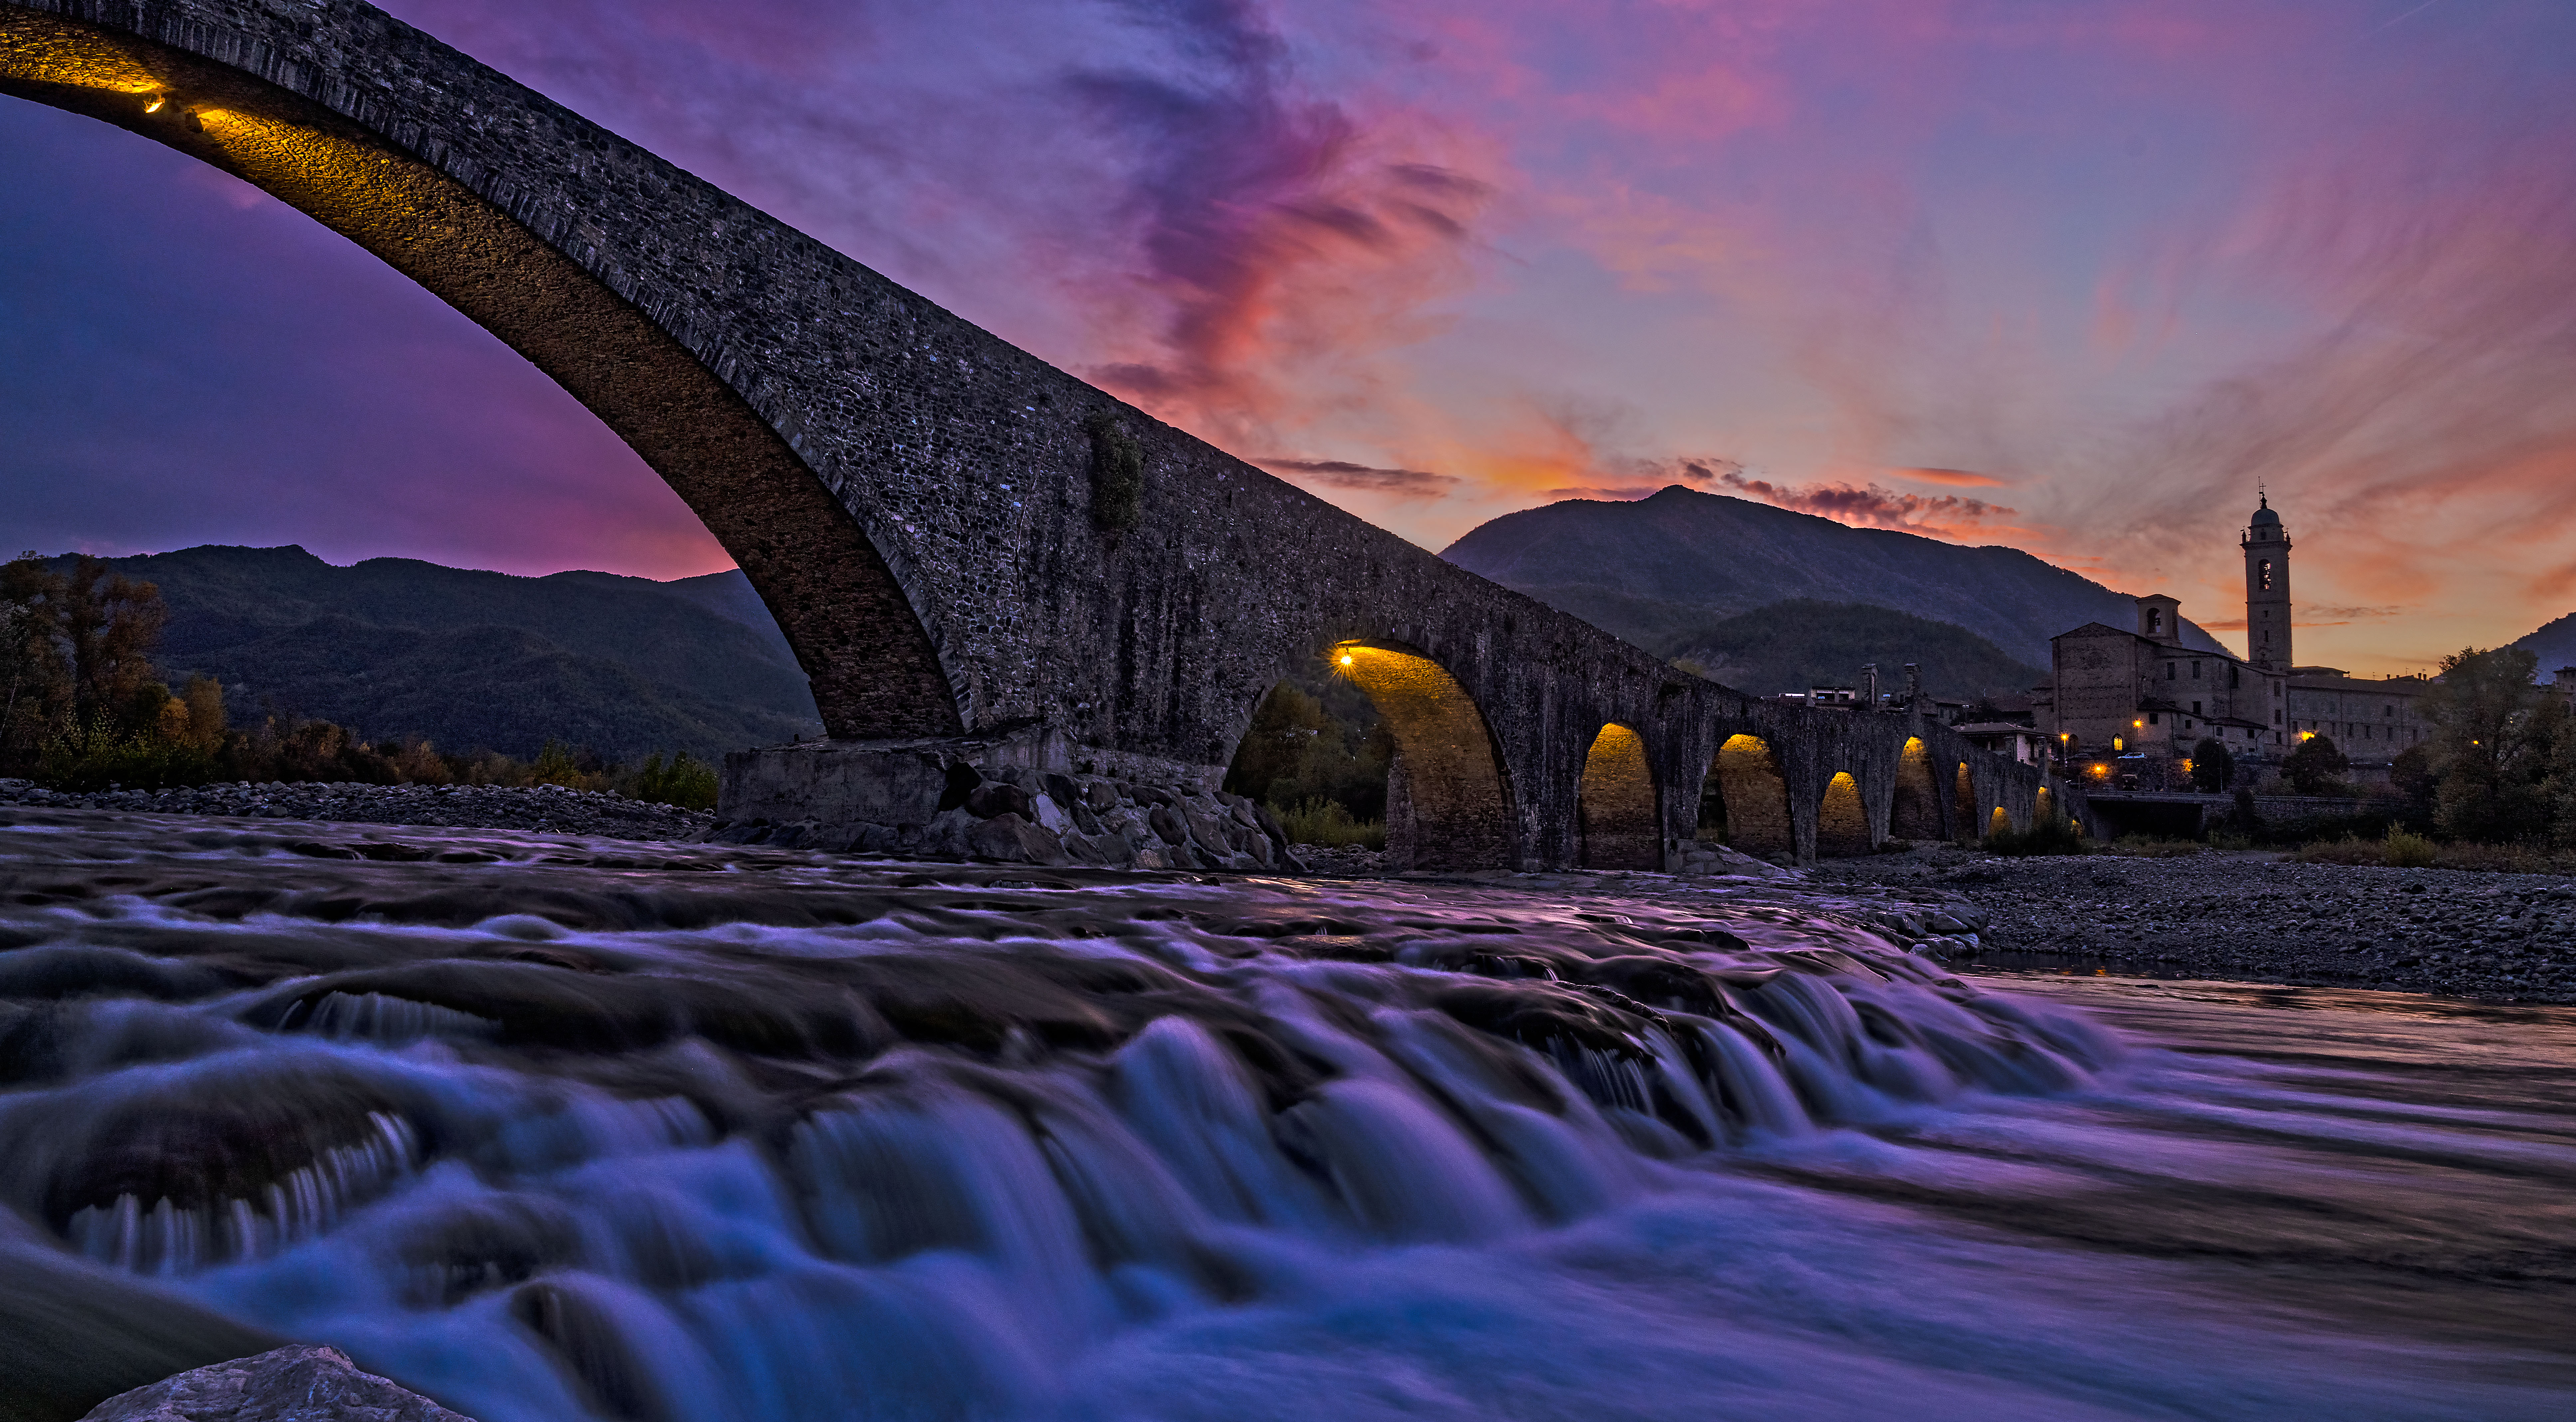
{"left": 2430, "top": 841, "right": 2566, "bottom": 874}
{"left": 2383, "top": 827, "right": 2438, "bottom": 868}
{"left": 621, "top": 751, "right": 719, "bottom": 810}
{"left": 1270, "top": 797, "right": 1386, "bottom": 849}
{"left": 2111, "top": 834, "right": 2205, "bottom": 858}
{"left": 34, "top": 713, "right": 217, "bottom": 792}
{"left": 2292, "top": 835, "right": 2382, "bottom": 866}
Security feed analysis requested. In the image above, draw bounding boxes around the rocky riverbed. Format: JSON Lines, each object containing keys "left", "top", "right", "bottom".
{"left": 0, "top": 778, "right": 713, "bottom": 840}
{"left": 1807, "top": 847, "right": 2576, "bottom": 1003}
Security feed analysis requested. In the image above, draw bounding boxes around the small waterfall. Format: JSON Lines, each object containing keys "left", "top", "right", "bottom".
{"left": 47, "top": 817, "right": 2576, "bottom": 1421}
{"left": 63, "top": 1111, "right": 417, "bottom": 1275}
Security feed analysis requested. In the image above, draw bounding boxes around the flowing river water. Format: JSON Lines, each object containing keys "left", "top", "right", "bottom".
{"left": 1, "top": 808, "right": 2570, "bottom": 1422}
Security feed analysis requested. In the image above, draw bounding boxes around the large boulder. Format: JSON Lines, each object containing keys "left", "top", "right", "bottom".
{"left": 79, "top": 1345, "right": 473, "bottom": 1422}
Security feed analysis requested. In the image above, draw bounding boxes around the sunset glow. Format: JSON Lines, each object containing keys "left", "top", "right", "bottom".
{"left": 5, "top": 0, "right": 2571, "bottom": 675}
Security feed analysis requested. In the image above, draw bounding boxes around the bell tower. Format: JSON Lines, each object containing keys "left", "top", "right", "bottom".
{"left": 2242, "top": 492, "right": 2291, "bottom": 670}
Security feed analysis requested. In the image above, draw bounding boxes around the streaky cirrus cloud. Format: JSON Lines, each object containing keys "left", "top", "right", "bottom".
{"left": 1257, "top": 458, "right": 1458, "bottom": 497}
{"left": 6, "top": 0, "right": 2575, "bottom": 680}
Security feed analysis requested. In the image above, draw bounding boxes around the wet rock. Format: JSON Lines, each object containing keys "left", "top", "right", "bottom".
{"left": 79, "top": 1343, "right": 475, "bottom": 1422}
{"left": 964, "top": 782, "right": 1032, "bottom": 820}
{"left": 968, "top": 813, "right": 1069, "bottom": 866}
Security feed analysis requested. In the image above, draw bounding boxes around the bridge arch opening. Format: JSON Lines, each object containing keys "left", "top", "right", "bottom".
{"left": 2036, "top": 785, "right": 2055, "bottom": 827}
{"left": 1219, "top": 676, "right": 1390, "bottom": 849}
{"left": 1712, "top": 734, "right": 1792, "bottom": 862}
{"left": 0, "top": 11, "right": 961, "bottom": 740}
{"left": 1578, "top": 724, "right": 1658, "bottom": 869}
{"left": 1988, "top": 805, "right": 2012, "bottom": 838}
{"left": 1328, "top": 642, "right": 1513, "bottom": 869}
{"left": 1953, "top": 762, "right": 1978, "bottom": 843}
{"left": 1817, "top": 772, "right": 1870, "bottom": 857}
{"left": 1892, "top": 738, "right": 1939, "bottom": 840}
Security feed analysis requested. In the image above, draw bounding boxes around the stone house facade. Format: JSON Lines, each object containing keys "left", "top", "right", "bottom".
{"left": 2047, "top": 601, "right": 2286, "bottom": 783}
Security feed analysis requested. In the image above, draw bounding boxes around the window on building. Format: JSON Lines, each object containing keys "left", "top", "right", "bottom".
{"left": 2274, "top": 710, "right": 2282, "bottom": 724}
{"left": 2148, "top": 712, "right": 2160, "bottom": 725}
{"left": 2192, "top": 661, "right": 2202, "bottom": 679}
{"left": 2192, "top": 701, "right": 2202, "bottom": 715}
{"left": 2259, "top": 559, "right": 2273, "bottom": 591}
{"left": 2230, "top": 664, "right": 2241, "bottom": 688}
{"left": 2273, "top": 681, "right": 2282, "bottom": 698}
{"left": 2165, "top": 662, "right": 2176, "bottom": 680}
{"left": 2148, "top": 608, "right": 2164, "bottom": 633}
{"left": 2384, "top": 704, "right": 2394, "bottom": 717}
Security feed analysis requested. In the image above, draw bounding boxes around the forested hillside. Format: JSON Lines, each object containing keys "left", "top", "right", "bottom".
{"left": 48, "top": 545, "right": 820, "bottom": 760}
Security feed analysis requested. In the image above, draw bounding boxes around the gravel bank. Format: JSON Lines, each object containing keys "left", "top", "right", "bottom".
{"left": 0, "top": 778, "right": 713, "bottom": 841}
{"left": 1807, "top": 848, "right": 2576, "bottom": 1002}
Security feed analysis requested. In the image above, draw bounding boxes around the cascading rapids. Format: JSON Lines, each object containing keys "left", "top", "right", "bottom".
{"left": 0, "top": 813, "right": 2120, "bottom": 1422}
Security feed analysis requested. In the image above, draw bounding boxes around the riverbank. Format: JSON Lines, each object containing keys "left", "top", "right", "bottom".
{"left": 0, "top": 777, "right": 713, "bottom": 841}
{"left": 1806, "top": 846, "right": 2576, "bottom": 1003}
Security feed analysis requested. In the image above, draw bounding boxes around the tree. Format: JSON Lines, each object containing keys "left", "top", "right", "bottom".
{"left": 1222, "top": 681, "right": 1392, "bottom": 821}
{"left": 2425, "top": 646, "right": 2557, "bottom": 843}
{"left": 2282, "top": 734, "right": 2350, "bottom": 795}
{"left": 57, "top": 556, "right": 167, "bottom": 730}
{"left": 2390, "top": 741, "right": 2439, "bottom": 831}
{"left": 2188, "top": 736, "right": 2235, "bottom": 793}
{"left": 0, "top": 554, "right": 72, "bottom": 768}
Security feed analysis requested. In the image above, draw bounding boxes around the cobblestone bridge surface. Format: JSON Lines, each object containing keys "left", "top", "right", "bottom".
{"left": 1, "top": 0, "right": 2077, "bottom": 867}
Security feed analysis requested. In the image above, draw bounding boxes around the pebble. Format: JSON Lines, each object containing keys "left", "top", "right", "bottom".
{"left": 1806, "top": 847, "right": 2576, "bottom": 1002}
{"left": 0, "top": 777, "right": 712, "bottom": 841}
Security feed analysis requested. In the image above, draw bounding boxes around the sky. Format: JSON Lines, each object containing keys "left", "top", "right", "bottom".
{"left": 5, "top": 0, "right": 2575, "bottom": 676}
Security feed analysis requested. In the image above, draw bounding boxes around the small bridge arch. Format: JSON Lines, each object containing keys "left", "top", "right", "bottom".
{"left": 1577, "top": 724, "right": 1658, "bottom": 869}
{"left": 1328, "top": 641, "right": 1514, "bottom": 870}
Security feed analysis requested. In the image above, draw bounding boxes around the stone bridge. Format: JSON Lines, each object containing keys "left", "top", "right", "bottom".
{"left": 2, "top": 0, "right": 2080, "bottom": 869}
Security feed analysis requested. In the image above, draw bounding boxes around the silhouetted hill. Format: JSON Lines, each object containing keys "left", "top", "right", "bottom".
{"left": 2513, "top": 611, "right": 2576, "bottom": 678}
{"left": 1442, "top": 486, "right": 2227, "bottom": 667}
{"left": 58, "top": 545, "right": 820, "bottom": 760}
{"left": 1662, "top": 600, "right": 2045, "bottom": 701}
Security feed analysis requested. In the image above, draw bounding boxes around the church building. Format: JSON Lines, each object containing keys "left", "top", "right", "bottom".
{"left": 2042, "top": 495, "right": 2424, "bottom": 786}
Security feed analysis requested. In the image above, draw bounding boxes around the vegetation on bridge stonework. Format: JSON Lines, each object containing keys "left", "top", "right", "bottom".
{"left": 1, "top": 555, "right": 719, "bottom": 809}
{"left": 1083, "top": 412, "right": 1144, "bottom": 532}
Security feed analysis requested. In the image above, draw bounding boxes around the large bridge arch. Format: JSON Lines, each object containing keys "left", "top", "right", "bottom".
{"left": 0, "top": 4, "right": 960, "bottom": 739}
{"left": 6, "top": 2, "right": 2088, "bottom": 871}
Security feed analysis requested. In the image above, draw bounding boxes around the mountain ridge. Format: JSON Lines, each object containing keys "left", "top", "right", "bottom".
{"left": 46, "top": 544, "right": 821, "bottom": 760}
{"left": 1440, "top": 485, "right": 2228, "bottom": 667}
